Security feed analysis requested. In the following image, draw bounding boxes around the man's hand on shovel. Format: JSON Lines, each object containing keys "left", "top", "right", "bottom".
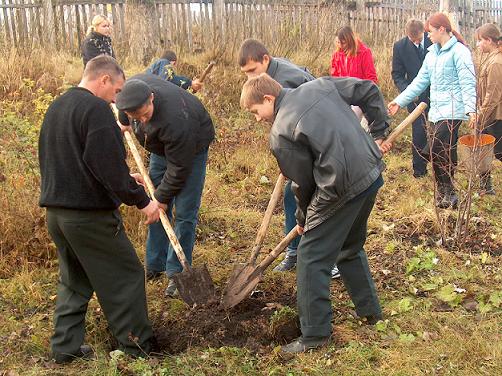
{"left": 140, "top": 200, "right": 161, "bottom": 225}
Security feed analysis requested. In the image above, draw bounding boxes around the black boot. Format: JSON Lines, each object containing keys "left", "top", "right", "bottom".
{"left": 436, "top": 183, "right": 458, "bottom": 209}
{"left": 480, "top": 172, "right": 495, "bottom": 195}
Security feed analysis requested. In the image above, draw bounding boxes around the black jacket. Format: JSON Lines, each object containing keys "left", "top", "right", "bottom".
{"left": 266, "top": 57, "right": 315, "bottom": 89}
{"left": 118, "top": 74, "right": 214, "bottom": 204}
{"left": 39, "top": 87, "right": 150, "bottom": 210}
{"left": 81, "top": 31, "right": 115, "bottom": 66}
{"left": 391, "top": 36, "right": 432, "bottom": 112}
{"left": 270, "top": 77, "right": 388, "bottom": 231}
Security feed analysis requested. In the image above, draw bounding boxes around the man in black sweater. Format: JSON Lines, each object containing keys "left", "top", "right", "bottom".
{"left": 116, "top": 74, "right": 215, "bottom": 297}
{"left": 39, "top": 56, "right": 160, "bottom": 363}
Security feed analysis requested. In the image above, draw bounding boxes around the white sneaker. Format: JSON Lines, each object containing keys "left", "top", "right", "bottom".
{"left": 331, "top": 265, "right": 341, "bottom": 279}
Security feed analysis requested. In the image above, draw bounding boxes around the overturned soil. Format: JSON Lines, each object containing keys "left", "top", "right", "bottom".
{"left": 152, "top": 286, "right": 301, "bottom": 354}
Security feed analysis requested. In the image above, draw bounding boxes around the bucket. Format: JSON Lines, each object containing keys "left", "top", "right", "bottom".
{"left": 458, "top": 134, "right": 495, "bottom": 173}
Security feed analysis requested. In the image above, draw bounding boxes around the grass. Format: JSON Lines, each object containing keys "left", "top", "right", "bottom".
{"left": 1, "top": 45, "right": 502, "bottom": 375}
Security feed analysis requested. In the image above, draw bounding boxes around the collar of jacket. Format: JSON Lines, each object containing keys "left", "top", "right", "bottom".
{"left": 273, "top": 88, "right": 289, "bottom": 118}
{"left": 266, "top": 57, "right": 279, "bottom": 78}
{"left": 430, "top": 35, "right": 458, "bottom": 54}
{"left": 90, "top": 31, "right": 111, "bottom": 41}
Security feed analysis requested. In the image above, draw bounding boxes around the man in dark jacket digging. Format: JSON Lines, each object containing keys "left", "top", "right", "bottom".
{"left": 116, "top": 74, "right": 215, "bottom": 297}
{"left": 240, "top": 73, "right": 389, "bottom": 353}
{"left": 39, "top": 56, "right": 160, "bottom": 363}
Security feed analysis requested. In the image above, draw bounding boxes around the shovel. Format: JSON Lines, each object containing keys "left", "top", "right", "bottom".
{"left": 220, "top": 227, "right": 298, "bottom": 309}
{"left": 220, "top": 174, "right": 291, "bottom": 308}
{"left": 220, "top": 102, "right": 428, "bottom": 310}
{"left": 123, "top": 130, "right": 217, "bottom": 306}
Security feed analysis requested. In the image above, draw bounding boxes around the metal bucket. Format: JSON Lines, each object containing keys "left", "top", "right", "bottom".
{"left": 458, "top": 134, "right": 495, "bottom": 173}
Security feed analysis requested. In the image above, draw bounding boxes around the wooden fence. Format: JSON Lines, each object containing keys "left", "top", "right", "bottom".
{"left": 0, "top": 0, "right": 501, "bottom": 55}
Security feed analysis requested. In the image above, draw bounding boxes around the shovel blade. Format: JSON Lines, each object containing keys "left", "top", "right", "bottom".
{"left": 171, "top": 264, "right": 217, "bottom": 306}
{"left": 220, "top": 263, "right": 263, "bottom": 310}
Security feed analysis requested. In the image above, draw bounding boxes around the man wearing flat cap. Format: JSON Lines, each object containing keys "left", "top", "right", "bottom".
{"left": 116, "top": 74, "right": 215, "bottom": 297}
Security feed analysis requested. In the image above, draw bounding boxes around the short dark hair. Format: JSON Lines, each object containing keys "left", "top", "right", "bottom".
{"left": 160, "top": 49, "right": 177, "bottom": 62}
{"left": 238, "top": 39, "right": 269, "bottom": 67}
{"left": 83, "top": 55, "right": 125, "bottom": 81}
{"left": 405, "top": 19, "right": 425, "bottom": 38}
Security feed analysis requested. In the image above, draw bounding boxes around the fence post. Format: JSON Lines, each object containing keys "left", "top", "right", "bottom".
{"left": 440, "top": 0, "right": 460, "bottom": 30}
{"left": 213, "top": 0, "right": 224, "bottom": 48}
{"left": 41, "top": 0, "right": 55, "bottom": 45}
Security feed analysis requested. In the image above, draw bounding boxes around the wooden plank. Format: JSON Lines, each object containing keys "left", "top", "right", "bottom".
{"left": 2, "top": 0, "right": 12, "bottom": 43}
{"left": 59, "top": 3, "right": 66, "bottom": 49}
{"left": 118, "top": 1, "right": 125, "bottom": 39}
{"left": 75, "top": 3, "right": 82, "bottom": 48}
{"left": 167, "top": 2, "right": 174, "bottom": 46}
{"left": 186, "top": 0, "right": 192, "bottom": 51}
{"left": 110, "top": 3, "right": 118, "bottom": 38}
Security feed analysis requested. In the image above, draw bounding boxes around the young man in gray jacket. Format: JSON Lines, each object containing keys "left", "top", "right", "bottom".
{"left": 239, "top": 39, "right": 341, "bottom": 278}
{"left": 240, "top": 73, "right": 389, "bottom": 353}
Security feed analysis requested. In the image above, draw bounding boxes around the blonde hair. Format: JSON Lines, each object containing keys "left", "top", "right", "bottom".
{"left": 87, "top": 15, "right": 110, "bottom": 35}
{"left": 240, "top": 73, "right": 282, "bottom": 109}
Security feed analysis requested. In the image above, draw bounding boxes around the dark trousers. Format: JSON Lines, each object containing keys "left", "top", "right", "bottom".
{"left": 411, "top": 115, "right": 428, "bottom": 176}
{"left": 296, "top": 191, "right": 381, "bottom": 338}
{"left": 484, "top": 119, "right": 502, "bottom": 162}
{"left": 47, "top": 208, "right": 153, "bottom": 357}
{"left": 427, "top": 120, "right": 461, "bottom": 187}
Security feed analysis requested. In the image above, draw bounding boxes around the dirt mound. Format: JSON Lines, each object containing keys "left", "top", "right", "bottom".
{"left": 153, "top": 288, "right": 300, "bottom": 354}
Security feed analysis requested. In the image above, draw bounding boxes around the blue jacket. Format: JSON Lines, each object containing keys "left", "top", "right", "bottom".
{"left": 146, "top": 59, "right": 192, "bottom": 90}
{"left": 395, "top": 36, "right": 476, "bottom": 123}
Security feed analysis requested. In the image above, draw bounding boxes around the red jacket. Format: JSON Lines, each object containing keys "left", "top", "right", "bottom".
{"left": 330, "top": 41, "right": 378, "bottom": 83}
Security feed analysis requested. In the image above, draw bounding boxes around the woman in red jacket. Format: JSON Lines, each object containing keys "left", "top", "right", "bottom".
{"left": 330, "top": 26, "right": 378, "bottom": 83}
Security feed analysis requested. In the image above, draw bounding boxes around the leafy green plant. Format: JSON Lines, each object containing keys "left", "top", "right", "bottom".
{"left": 435, "top": 284, "right": 464, "bottom": 308}
{"left": 406, "top": 247, "right": 438, "bottom": 275}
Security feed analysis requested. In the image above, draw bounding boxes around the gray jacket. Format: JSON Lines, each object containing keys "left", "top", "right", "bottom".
{"left": 267, "top": 57, "right": 315, "bottom": 89}
{"left": 270, "top": 77, "right": 388, "bottom": 231}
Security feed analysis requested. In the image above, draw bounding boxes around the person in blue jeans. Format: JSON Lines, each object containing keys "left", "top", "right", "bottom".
{"left": 238, "top": 39, "right": 341, "bottom": 278}
{"left": 116, "top": 74, "right": 215, "bottom": 297}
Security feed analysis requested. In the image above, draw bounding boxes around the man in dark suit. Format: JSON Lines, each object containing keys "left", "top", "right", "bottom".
{"left": 392, "top": 19, "right": 432, "bottom": 178}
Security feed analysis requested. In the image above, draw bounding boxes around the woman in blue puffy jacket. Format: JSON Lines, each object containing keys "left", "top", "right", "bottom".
{"left": 388, "top": 13, "right": 476, "bottom": 209}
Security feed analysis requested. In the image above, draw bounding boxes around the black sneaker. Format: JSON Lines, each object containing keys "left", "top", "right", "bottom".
{"left": 281, "top": 336, "right": 331, "bottom": 354}
{"left": 53, "top": 345, "right": 94, "bottom": 364}
{"left": 146, "top": 270, "right": 164, "bottom": 281}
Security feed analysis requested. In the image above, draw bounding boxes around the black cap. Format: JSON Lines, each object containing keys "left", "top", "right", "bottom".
{"left": 115, "top": 79, "right": 152, "bottom": 111}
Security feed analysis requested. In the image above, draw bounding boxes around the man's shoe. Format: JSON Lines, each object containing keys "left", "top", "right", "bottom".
{"left": 274, "top": 255, "right": 297, "bottom": 271}
{"left": 53, "top": 345, "right": 94, "bottom": 364}
{"left": 281, "top": 336, "right": 331, "bottom": 354}
{"left": 331, "top": 265, "right": 341, "bottom": 279}
{"left": 436, "top": 184, "right": 458, "bottom": 209}
{"left": 413, "top": 172, "right": 427, "bottom": 179}
{"left": 165, "top": 280, "right": 178, "bottom": 297}
{"left": 364, "top": 314, "right": 383, "bottom": 325}
{"left": 480, "top": 173, "right": 495, "bottom": 195}
{"left": 146, "top": 270, "right": 164, "bottom": 281}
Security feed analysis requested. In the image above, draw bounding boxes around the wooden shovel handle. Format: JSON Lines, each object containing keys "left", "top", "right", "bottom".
{"left": 385, "top": 102, "right": 428, "bottom": 145}
{"left": 257, "top": 228, "right": 299, "bottom": 271}
{"left": 198, "top": 61, "right": 216, "bottom": 82}
{"left": 248, "top": 173, "right": 286, "bottom": 264}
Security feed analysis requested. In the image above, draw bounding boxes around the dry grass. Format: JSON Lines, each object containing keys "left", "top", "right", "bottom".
{"left": 0, "top": 43, "right": 501, "bottom": 375}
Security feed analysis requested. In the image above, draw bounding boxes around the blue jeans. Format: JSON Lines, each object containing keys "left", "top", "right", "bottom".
{"left": 284, "top": 180, "right": 300, "bottom": 257}
{"left": 146, "top": 150, "right": 208, "bottom": 277}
